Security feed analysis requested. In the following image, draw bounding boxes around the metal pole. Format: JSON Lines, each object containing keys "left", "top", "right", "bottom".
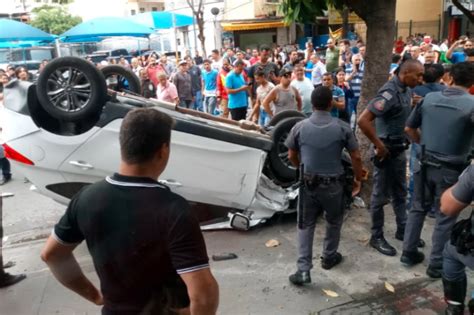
{"left": 395, "top": 21, "right": 398, "bottom": 40}
{"left": 438, "top": 14, "right": 441, "bottom": 41}
{"left": 214, "top": 17, "right": 217, "bottom": 49}
{"left": 173, "top": 13, "right": 179, "bottom": 65}
{"left": 409, "top": 20, "right": 412, "bottom": 37}
{"left": 191, "top": 0, "right": 198, "bottom": 57}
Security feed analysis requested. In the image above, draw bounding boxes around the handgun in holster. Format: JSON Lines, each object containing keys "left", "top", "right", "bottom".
{"left": 372, "top": 136, "right": 409, "bottom": 168}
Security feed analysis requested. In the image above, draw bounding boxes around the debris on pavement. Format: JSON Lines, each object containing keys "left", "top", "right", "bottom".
{"left": 265, "top": 239, "right": 280, "bottom": 248}
{"left": 353, "top": 196, "right": 366, "bottom": 208}
{"left": 1, "top": 192, "right": 14, "bottom": 198}
{"left": 212, "top": 253, "right": 238, "bottom": 261}
{"left": 322, "top": 289, "right": 339, "bottom": 297}
{"left": 384, "top": 281, "right": 395, "bottom": 293}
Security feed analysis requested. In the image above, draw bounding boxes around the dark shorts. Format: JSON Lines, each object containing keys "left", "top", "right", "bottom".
{"left": 102, "top": 275, "right": 190, "bottom": 315}
{"left": 230, "top": 107, "right": 247, "bottom": 121}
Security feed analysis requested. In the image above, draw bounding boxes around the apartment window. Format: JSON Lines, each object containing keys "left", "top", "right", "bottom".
{"left": 152, "top": 7, "right": 158, "bottom": 11}
{"left": 139, "top": 7, "right": 145, "bottom": 13}
{"left": 131, "top": 9, "right": 136, "bottom": 15}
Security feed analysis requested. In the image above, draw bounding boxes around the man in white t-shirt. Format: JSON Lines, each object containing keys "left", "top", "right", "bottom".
{"left": 311, "top": 54, "right": 326, "bottom": 87}
{"left": 291, "top": 65, "right": 314, "bottom": 116}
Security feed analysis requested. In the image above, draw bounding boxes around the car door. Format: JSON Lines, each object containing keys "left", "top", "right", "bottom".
{"left": 58, "top": 118, "right": 266, "bottom": 210}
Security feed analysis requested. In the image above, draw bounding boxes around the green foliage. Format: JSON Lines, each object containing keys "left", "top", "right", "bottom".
{"left": 279, "top": 0, "right": 346, "bottom": 24}
{"left": 30, "top": 5, "right": 82, "bottom": 35}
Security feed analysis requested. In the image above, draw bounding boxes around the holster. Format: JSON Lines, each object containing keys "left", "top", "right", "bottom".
{"left": 450, "top": 211, "right": 474, "bottom": 256}
{"left": 372, "top": 136, "right": 409, "bottom": 168}
{"left": 303, "top": 174, "right": 344, "bottom": 190}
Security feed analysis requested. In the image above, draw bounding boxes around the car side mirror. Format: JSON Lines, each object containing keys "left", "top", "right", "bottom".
{"left": 230, "top": 212, "right": 250, "bottom": 231}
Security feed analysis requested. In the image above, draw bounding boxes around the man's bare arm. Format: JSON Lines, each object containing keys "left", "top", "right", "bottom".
{"left": 357, "top": 109, "right": 388, "bottom": 158}
{"left": 288, "top": 148, "right": 300, "bottom": 167}
{"left": 294, "top": 88, "right": 302, "bottom": 111}
{"left": 262, "top": 89, "right": 276, "bottom": 118}
{"left": 332, "top": 97, "right": 345, "bottom": 110}
{"left": 349, "top": 149, "right": 363, "bottom": 181}
{"left": 41, "top": 236, "right": 103, "bottom": 305}
{"left": 404, "top": 126, "right": 420, "bottom": 144}
{"left": 440, "top": 187, "right": 469, "bottom": 217}
{"left": 180, "top": 268, "right": 219, "bottom": 315}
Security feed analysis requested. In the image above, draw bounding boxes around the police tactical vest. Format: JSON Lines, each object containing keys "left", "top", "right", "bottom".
{"left": 375, "top": 81, "right": 411, "bottom": 138}
{"left": 298, "top": 117, "right": 346, "bottom": 175}
{"left": 421, "top": 92, "right": 473, "bottom": 161}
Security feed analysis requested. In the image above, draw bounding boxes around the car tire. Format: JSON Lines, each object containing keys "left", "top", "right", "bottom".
{"left": 36, "top": 56, "right": 107, "bottom": 122}
{"left": 100, "top": 65, "right": 141, "bottom": 94}
{"left": 268, "top": 110, "right": 306, "bottom": 127}
{"left": 268, "top": 116, "right": 304, "bottom": 183}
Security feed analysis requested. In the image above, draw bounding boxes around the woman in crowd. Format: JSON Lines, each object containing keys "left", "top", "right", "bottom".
{"left": 15, "top": 67, "right": 29, "bottom": 81}
{"left": 335, "top": 67, "right": 354, "bottom": 124}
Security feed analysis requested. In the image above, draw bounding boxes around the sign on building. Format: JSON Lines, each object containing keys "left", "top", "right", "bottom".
{"left": 328, "top": 6, "right": 363, "bottom": 25}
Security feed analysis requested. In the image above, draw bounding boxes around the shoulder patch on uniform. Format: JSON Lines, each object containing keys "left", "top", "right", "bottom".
{"left": 373, "top": 99, "right": 386, "bottom": 111}
{"left": 381, "top": 91, "right": 393, "bottom": 101}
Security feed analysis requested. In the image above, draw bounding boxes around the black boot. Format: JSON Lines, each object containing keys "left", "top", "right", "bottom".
{"left": 0, "top": 273, "right": 26, "bottom": 288}
{"left": 370, "top": 236, "right": 396, "bottom": 256}
{"left": 400, "top": 250, "right": 425, "bottom": 266}
{"left": 395, "top": 229, "right": 426, "bottom": 248}
{"left": 289, "top": 270, "right": 311, "bottom": 286}
{"left": 442, "top": 276, "right": 466, "bottom": 315}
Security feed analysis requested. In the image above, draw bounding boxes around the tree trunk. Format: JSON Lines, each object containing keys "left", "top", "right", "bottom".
{"left": 197, "top": 11, "right": 207, "bottom": 58}
{"left": 341, "top": 6, "right": 350, "bottom": 39}
{"left": 350, "top": 0, "right": 397, "bottom": 201}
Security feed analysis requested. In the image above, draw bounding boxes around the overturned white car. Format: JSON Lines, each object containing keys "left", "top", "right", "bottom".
{"left": 2, "top": 57, "right": 353, "bottom": 230}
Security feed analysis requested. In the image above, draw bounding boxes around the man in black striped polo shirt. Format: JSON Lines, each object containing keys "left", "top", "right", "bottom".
{"left": 41, "top": 108, "right": 219, "bottom": 315}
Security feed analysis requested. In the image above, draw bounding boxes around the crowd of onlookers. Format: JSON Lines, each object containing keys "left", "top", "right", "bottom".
{"left": 1, "top": 34, "right": 473, "bottom": 125}
{"left": 96, "top": 33, "right": 473, "bottom": 128}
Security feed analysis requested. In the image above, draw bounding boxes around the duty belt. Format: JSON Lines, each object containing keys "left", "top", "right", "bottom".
{"left": 423, "top": 155, "right": 468, "bottom": 172}
{"left": 303, "top": 174, "right": 344, "bottom": 186}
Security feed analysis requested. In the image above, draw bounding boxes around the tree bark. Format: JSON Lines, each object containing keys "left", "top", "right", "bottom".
{"left": 452, "top": 0, "right": 474, "bottom": 24}
{"left": 341, "top": 6, "right": 350, "bottom": 39}
{"left": 348, "top": 0, "right": 397, "bottom": 201}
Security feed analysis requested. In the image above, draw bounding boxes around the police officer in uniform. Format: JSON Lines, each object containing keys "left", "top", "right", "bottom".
{"left": 439, "top": 164, "right": 474, "bottom": 315}
{"left": 358, "top": 59, "right": 425, "bottom": 256}
{"left": 286, "top": 86, "right": 363, "bottom": 285}
{"left": 401, "top": 62, "right": 474, "bottom": 279}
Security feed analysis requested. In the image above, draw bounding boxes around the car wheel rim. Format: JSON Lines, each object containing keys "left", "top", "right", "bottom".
{"left": 277, "top": 131, "right": 296, "bottom": 170}
{"left": 46, "top": 67, "right": 92, "bottom": 113}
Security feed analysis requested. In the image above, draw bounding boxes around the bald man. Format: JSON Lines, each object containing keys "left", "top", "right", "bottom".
{"left": 358, "top": 60, "right": 425, "bottom": 257}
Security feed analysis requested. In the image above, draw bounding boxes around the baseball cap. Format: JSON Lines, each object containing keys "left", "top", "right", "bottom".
{"left": 179, "top": 60, "right": 187, "bottom": 66}
{"left": 279, "top": 67, "right": 292, "bottom": 77}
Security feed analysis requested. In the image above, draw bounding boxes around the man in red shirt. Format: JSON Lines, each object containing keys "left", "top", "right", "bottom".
{"left": 394, "top": 36, "right": 405, "bottom": 54}
{"left": 217, "top": 58, "right": 232, "bottom": 118}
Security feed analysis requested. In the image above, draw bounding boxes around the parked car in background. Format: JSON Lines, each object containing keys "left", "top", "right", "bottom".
{"left": 86, "top": 49, "right": 132, "bottom": 64}
{"left": 0, "top": 47, "right": 55, "bottom": 73}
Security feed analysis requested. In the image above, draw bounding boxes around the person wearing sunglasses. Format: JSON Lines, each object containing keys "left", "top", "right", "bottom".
{"left": 262, "top": 68, "right": 302, "bottom": 119}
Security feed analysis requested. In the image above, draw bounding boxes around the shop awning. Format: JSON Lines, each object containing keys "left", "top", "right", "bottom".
{"left": 221, "top": 20, "right": 287, "bottom": 31}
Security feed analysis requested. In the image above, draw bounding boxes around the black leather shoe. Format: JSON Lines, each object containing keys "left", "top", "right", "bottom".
{"left": 370, "top": 237, "right": 397, "bottom": 256}
{"left": 0, "top": 273, "right": 26, "bottom": 288}
{"left": 394, "top": 231, "right": 426, "bottom": 248}
{"left": 321, "top": 252, "right": 343, "bottom": 270}
{"left": 426, "top": 264, "right": 442, "bottom": 279}
{"left": 400, "top": 250, "right": 425, "bottom": 266}
{"left": 289, "top": 270, "right": 311, "bottom": 286}
{"left": 445, "top": 304, "right": 464, "bottom": 315}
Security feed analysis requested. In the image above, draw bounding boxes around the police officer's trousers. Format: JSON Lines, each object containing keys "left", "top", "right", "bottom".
{"left": 443, "top": 242, "right": 474, "bottom": 282}
{"left": 369, "top": 153, "right": 407, "bottom": 238}
{"left": 297, "top": 181, "right": 345, "bottom": 272}
{"left": 403, "top": 166, "right": 461, "bottom": 266}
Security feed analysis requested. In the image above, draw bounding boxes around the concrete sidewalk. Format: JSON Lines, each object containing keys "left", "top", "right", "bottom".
{"left": 1, "top": 206, "right": 472, "bottom": 315}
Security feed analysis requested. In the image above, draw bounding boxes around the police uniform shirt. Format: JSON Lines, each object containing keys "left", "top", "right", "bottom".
{"left": 406, "top": 87, "right": 474, "bottom": 164}
{"left": 367, "top": 76, "right": 412, "bottom": 138}
{"left": 53, "top": 173, "right": 209, "bottom": 312}
{"left": 452, "top": 165, "right": 474, "bottom": 204}
{"left": 285, "top": 110, "right": 358, "bottom": 175}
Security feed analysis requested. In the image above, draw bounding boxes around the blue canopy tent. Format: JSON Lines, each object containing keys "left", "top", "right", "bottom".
{"left": 60, "top": 17, "right": 154, "bottom": 43}
{"left": 0, "top": 19, "right": 55, "bottom": 42}
{"left": 130, "top": 11, "right": 194, "bottom": 29}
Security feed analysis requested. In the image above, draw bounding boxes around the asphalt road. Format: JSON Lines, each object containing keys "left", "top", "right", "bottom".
{"left": 1, "top": 164, "right": 472, "bottom": 314}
